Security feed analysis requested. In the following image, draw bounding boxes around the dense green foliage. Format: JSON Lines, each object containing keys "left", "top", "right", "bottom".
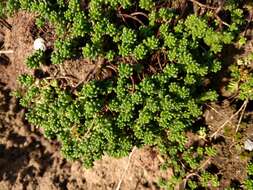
{"left": 26, "top": 50, "right": 45, "bottom": 69}
{"left": 3, "top": 0, "right": 251, "bottom": 189}
{"left": 245, "top": 162, "right": 253, "bottom": 189}
{"left": 3, "top": 0, "right": 244, "bottom": 65}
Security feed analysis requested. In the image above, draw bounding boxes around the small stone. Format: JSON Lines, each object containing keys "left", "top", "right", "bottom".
{"left": 244, "top": 139, "right": 253, "bottom": 151}
{"left": 33, "top": 38, "right": 46, "bottom": 51}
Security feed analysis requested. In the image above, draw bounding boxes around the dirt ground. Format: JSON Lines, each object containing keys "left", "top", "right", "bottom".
{"left": 0, "top": 12, "right": 34, "bottom": 89}
{"left": 204, "top": 101, "right": 249, "bottom": 188}
{"left": 0, "top": 12, "right": 172, "bottom": 190}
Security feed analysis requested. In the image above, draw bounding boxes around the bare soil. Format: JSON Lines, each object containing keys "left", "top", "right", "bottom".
{"left": 0, "top": 12, "right": 34, "bottom": 89}
{"left": 204, "top": 102, "right": 251, "bottom": 188}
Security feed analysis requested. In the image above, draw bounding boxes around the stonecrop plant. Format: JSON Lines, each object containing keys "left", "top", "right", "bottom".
{"left": 228, "top": 52, "right": 253, "bottom": 101}
{"left": 3, "top": 0, "right": 248, "bottom": 188}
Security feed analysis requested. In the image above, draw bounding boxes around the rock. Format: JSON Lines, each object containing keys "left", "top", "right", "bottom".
{"left": 244, "top": 139, "right": 253, "bottom": 151}
{"left": 33, "top": 38, "right": 46, "bottom": 51}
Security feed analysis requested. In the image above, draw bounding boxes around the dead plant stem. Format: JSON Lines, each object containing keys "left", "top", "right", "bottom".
{"left": 211, "top": 100, "right": 248, "bottom": 138}
{"left": 0, "top": 50, "right": 14, "bottom": 54}
{"left": 188, "top": 0, "right": 229, "bottom": 27}
{"left": 188, "top": 0, "right": 216, "bottom": 10}
{"left": 236, "top": 99, "right": 248, "bottom": 132}
{"left": 115, "top": 146, "right": 137, "bottom": 190}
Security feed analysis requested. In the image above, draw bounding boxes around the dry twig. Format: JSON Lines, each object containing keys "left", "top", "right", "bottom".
{"left": 120, "top": 14, "right": 145, "bottom": 26}
{"left": 130, "top": 12, "right": 148, "bottom": 18}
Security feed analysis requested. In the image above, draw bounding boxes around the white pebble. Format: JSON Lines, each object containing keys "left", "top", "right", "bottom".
{"left": 33, "top": 38, "right": 46, "bottom": 51}
{"left": 244, "top": 139, "right": 253, "bottom": 151}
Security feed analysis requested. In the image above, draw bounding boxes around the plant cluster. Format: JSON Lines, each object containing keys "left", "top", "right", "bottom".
{"left": 4, "top": 0, "right": 244, "bottom": 65}
{"left": 244, "top": 162, "right": 253, "bottom": 189}
{"left": 26, "top": 50, "right": 46, "bottom": 69}
{"left": 3, "top": 0, "right": 250, "bottom": 189}
{"left": 228, "top": 49, "right": 253, "bottom": 190}
{"left": 228, "top": 52, "right": 253, "bottom": 101}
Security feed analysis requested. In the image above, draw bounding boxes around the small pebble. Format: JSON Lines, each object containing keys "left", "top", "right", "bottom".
{"left": 33, "top": 38, "right": 46, "bottom": 51}
{"left": 244, "top": 139, "right": 253, "bottom": 151}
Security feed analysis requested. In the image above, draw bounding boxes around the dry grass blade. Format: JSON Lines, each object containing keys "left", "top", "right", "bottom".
{"left": 121, "top": 14, "right": 145, "bottom": 26}
{"left": 236, "top": 99, "right": 248, "bottom": 132}
{"left": 130, "top": 12, "right": 148, "bottom": 18}
{"left": 115, "top": 146, "right": 137, "bottom": 190}
{"left": 210, "top": 100, "right": 249, "bottom": 138}
{"left": 0, "top": 50, "right": 14, "bottom": 54}
{"left": 214, "top": 15, "right": 230, "bottom": 27}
